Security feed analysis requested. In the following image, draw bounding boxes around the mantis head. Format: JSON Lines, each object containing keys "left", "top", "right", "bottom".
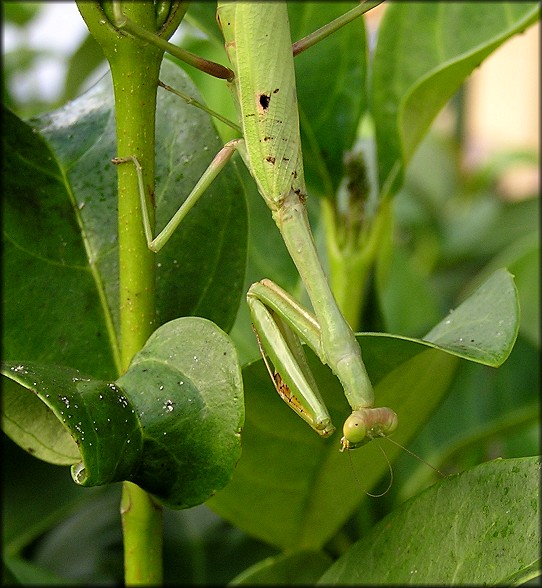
{"left": 340, "top": 407, "right": 398, "bottom": 451}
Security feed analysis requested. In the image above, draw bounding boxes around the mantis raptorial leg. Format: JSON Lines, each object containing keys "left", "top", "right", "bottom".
{"left": 112, "top": 2, "right": 397, "bottom": 451}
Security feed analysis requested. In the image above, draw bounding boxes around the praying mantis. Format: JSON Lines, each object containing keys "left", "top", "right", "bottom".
{"left": 112, "top": 2, "right": 398, "bottom": 451}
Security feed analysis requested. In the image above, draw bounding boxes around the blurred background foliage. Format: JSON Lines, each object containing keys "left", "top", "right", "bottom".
{"left": 2, "top": 2, "right": 539, "bottom": 584}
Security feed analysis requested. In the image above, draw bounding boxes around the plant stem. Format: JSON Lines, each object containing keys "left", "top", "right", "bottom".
{"left": 76, "top": 2, "right": 186, "bottom": 584}
{"left": 110, "top": 14, "right": 162, "bottom": 583}
{"left": 121, "top": 482, "right": 164, "bottom": 585}
{"left": 322, "top": 196, "right": 393, "bottom": 331}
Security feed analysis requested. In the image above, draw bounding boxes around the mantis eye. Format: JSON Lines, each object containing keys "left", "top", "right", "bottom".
{"left": 343, "top": 411, "right": 368, "bottom": 446}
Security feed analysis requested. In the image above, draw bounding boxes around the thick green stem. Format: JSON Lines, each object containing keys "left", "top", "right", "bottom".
{"left": 121, "top": 482, "right": 164, "bottom": 585}
{"left": 76, "top": 2, "right": 186, "bottom": 584}
{"left": 110, "top": 22, "right": 162, "bottom": 584}
{"left": 322, "top": 197, "right": 393, "bottom": 331}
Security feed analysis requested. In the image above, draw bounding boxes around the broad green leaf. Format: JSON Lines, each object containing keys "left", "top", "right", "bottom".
{"left": 2, "top": 553, "right": 77, "bottom": 586}
{"left": 471, "top": 232, "right": 539, "bottom": 349}
{"left": 290, "top": 2, "right": 368, "bottom": 199}
{"left": 2, "top": 317, "right": 244, "bottom": 509}
{"left": 390, "top": 334, "right": 540, "bottom": 504}
{"left": 209, "top": 269, "right": 519, "bottom": 549}
{"left": 116, "top": 317, "right": 244, "bottom": 508}
{"left": 319, "top": 457, "right": 541, "bottom": 585}
{"left": 231, "top": 550, "right": 333, "bottom": 585}
{"left": 425, "top": 268, "right": 519, "bottom": 365}
{"left": 2, "top": 59, "right": 247, "bottom": 380}
{"left": 372, "top": 3, "right": 540, "bottom": 196}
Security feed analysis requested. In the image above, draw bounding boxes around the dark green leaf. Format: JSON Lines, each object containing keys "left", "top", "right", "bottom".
{"left": 2, "top": 59, "right": 247, "bottom": 380}
{"left": 319, "top": 457, "right": 541, "bottom": 585}
{"left": 231, "top": 550, "right": 333, "bottom": 585}
{"left": 290, "top": 2, "right": 368, "bottom": 198}
{"left": 372, "top": 3, "right": 540, "bottom": 196}
{"left": 117, "top": 317, "right": 244, "bottom": 508}
{"left": 2, "top": 317, "right": 243, "bottom": 509}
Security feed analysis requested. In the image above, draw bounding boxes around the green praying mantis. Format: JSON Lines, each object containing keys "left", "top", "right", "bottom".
{"left": 112, "top": 1, "right": 398, "bottom": 451}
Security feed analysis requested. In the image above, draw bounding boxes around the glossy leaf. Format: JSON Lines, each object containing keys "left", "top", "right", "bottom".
{"left": 290, "top": 2, "right": 368, "bottom": 199}
{"left": 372, "top": 2, "right": 540, "bottom": 196}
{"left": 116, "top": 317, "right": 244, "bottom": 508}
{"left": 208, "top": 270, "right": 519, "bottom": 549}
{"left": 392, "top": 333, "right": 539, "bottom": 503}
{"left": 2, "top": 59, "right": 247, "bottom": 380}
{"left": 424, "top": 268, "right": 519, "bottom": 365}
{"left": 2, "top": 317, "right": 244, "bottom": 509}
{"left": 319, "top": 457, "right": 541, "bottom": 584}
{"left": 231, "top": 550, "right": 333, "bottom": 585}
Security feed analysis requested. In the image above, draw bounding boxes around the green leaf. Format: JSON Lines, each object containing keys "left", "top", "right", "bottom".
{"left": 2, "top": 317, "right": 244, "bottom": 509}
{"left": 2, "top": 59, "right": 247, "bottom": 379}
{"left": 472, "top": 232, "right": 539, "bottom": 349}
{"left": 3, "top": 552, "right": 78, "bottom": 586}
{"left": 425, "top": 268, "right": 519, "bottom": 365}
{"left": 208, "top": 269, "right": 519, "bottom": 549}
{"left": 290, "top": 2, "right": 368, "bottom": 198}
{"left": 390, "top": 334, "right": 539, "bottom": 504}
{"left": 117, "top": 317, "right": 244, "bottom": 509}
{"left": 372, "top": 3, "right": 540, "bottom": 196}
{"left": 319, "top": 457, "right": 541, "bottom": 585}
{"left": 230, "top": 550, "right": 333, "bottom": 585}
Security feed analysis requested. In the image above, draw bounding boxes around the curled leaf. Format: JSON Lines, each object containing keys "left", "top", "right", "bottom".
{"left": 2, "top": 317, "right": 244, "bottom": 509}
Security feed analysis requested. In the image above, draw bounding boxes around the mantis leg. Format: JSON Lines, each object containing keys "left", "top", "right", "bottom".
{"left": 247, "top": 280, "right": 334, "bottom": 437}
{"left": 292, "top": 1, "right": 384, "bottom": 56}
{"left": 112, "top": 139, "right": 241, "bottom": 253}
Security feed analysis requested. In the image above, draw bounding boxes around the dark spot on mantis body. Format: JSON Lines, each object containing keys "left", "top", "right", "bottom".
{"left": 294, "top": 188, "right": 307, "bottom": 203}
{"left": 259, "top": 93, "right": 270, "bottom": 110}
{"left": 258, "top": 88, "right": 280, "bottom": 111}
{"left": 265, "top": 156, "right": 276, "bottom": 165}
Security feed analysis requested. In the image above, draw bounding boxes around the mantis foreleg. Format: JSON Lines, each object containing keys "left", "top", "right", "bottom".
{"left": 248, "top": 280, "right": 334, "bottom": 437}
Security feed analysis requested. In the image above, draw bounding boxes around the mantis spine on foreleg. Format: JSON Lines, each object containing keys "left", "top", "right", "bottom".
{"left": 112, "top": 1, "right": 397, "bottom": 451}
